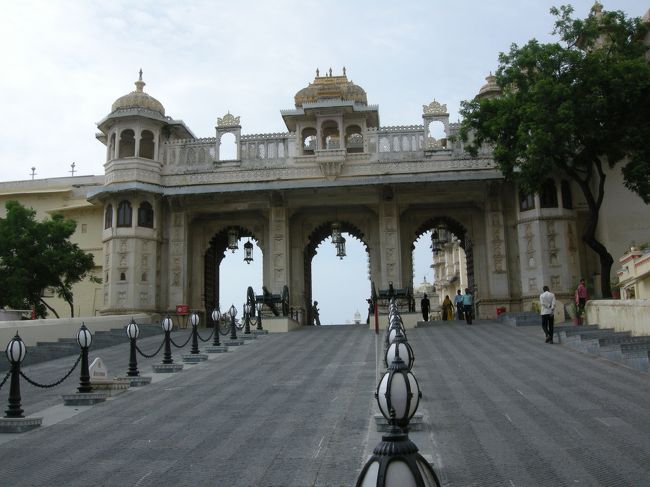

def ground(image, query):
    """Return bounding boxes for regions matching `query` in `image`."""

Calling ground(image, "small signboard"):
[176,304,189,315]
[89,357,109,381]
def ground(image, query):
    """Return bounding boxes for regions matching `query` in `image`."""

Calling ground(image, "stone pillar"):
[268,206,289,294]
[485,190,510,299]
[378,199,402,288]
[168,212,189,311]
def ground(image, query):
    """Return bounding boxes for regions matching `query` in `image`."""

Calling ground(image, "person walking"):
[442,295,454,321]
[312,301,321,326]
[575,278,588,325]
[420,293,430,322]
[462,288,474,325]
[454,289,464,320]
[540,285,556,343]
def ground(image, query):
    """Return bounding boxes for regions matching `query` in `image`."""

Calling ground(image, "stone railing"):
[240,133,292,162]
[161,138,217,170]
[369,126,425,155]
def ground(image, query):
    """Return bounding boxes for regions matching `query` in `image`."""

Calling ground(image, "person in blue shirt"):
[462,288,474,325]
[454,290,464,320]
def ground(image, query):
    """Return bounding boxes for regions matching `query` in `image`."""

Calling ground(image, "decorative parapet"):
[217,112,241,127]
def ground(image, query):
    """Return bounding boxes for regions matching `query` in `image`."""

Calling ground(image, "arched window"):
[321,121,339,149]
[117,200,132,227]
[519,191,535,211]
[540,179,558,208]
[137,202,154,228]
[346,125,363,153]
[302,127,317,155]
[118,129,135,158]
[561,180,573,209]
[139,130,155,159]
[104,204,113,229]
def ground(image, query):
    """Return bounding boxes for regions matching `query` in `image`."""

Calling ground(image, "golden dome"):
[294,68,367,107]
[111,70,165,115]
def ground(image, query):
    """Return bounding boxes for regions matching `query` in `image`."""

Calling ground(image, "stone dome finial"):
[111,71,165,115]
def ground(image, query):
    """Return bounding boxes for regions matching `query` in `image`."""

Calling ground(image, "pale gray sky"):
[0,1,644,323]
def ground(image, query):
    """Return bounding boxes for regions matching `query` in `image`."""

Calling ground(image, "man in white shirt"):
[540,285,556,343]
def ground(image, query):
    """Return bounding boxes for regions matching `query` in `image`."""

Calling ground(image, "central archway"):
[304,221,369,325]
[413,216,474,300]
[204,225,259,314]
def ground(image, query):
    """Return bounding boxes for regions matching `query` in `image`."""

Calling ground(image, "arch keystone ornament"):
[217,112,241,127]
[318,160,344,181]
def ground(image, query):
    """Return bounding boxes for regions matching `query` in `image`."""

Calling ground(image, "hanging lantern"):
[335,235,346,259]
[331,222,343,244]
[227,228,239,253]
[243,240,254,264]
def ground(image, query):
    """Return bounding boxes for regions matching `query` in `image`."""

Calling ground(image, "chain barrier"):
[0,370,11,391]
[197,328,215,342]
[135,336,165,358]
[170,332,192,349]
[20,354,82,389]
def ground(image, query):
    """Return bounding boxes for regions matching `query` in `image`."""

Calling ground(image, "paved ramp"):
[0,322,648,486]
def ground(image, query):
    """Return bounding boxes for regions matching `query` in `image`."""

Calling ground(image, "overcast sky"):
[0,1,644,323]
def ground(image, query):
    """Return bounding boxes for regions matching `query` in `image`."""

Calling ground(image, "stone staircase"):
[0,324,164,372]
[555,324,650,373]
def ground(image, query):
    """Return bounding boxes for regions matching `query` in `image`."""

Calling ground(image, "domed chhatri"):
[294,67,367,107]
[111,69,165,116]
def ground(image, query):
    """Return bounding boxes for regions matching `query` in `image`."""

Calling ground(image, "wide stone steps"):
[556,324,650,372]
[0,324,164,372]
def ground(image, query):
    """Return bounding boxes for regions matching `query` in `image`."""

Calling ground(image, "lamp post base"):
[152,363,184,373]
[182,353,208,363]
[0,417,43,433]
[123,376,152,387]
[241,335,257,340]
[223,339,245,346]
[205,345,229,353]
[252,329,269,335]
[62,392,108,406]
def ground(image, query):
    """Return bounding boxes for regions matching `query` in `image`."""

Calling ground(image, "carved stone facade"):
[70,70,650,321]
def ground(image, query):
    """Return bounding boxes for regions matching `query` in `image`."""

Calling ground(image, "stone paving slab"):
[0,322,648,486]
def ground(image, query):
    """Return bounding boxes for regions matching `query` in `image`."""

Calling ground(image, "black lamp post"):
[356,348,441,486]
[77,324,93,393]
[229,304,238,340]
[255,301,263,331]
[211,308,221,347]
[244,303,251,334]
[189,311,200,354]
[162,315,174,364]
[385,328,414,370]
[4,333,26,418]
[126,318,140,377]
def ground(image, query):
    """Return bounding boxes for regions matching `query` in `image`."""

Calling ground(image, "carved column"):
[378,198,402,289]
[167,212,189,310]
[485,185,510,299]
[268,206,289,294]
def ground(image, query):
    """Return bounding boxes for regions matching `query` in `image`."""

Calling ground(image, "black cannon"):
[254,285,289,317]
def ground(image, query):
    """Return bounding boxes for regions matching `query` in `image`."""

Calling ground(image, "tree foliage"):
[459,4,650,297]
[0,201,99,318]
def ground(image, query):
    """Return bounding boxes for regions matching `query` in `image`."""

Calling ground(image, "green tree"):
[0,201,99,318]
[459,4,650,298]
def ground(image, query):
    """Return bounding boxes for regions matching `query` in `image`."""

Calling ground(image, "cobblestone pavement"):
[0,321,648,486]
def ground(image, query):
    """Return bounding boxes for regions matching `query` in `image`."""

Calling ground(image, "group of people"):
[539,278,589,344]
[420,288,474,325]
